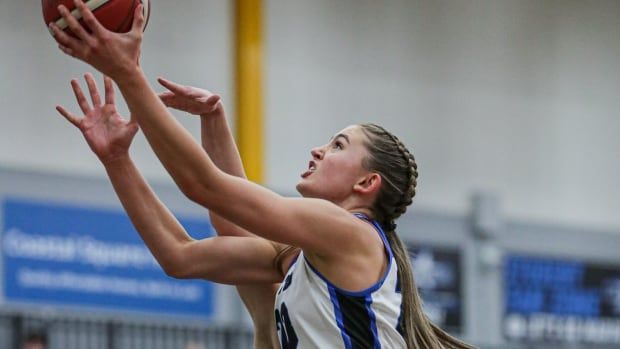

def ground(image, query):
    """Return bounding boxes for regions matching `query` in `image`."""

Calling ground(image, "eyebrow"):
[332,133,350,144]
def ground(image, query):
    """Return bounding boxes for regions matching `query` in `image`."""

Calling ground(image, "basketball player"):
[50,1,475,348]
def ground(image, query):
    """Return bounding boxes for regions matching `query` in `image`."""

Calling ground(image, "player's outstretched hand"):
[48,0,145,81]
[56,73,139,165]
[157,77,223,117]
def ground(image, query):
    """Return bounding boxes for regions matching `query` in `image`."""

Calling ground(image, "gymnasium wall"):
[0,0,619,234]
[265,0,620,232]
[0,0,234,186]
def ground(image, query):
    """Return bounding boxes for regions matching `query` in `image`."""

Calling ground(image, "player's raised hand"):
[48,0,146,81]
[56,73,139,165]
[157,77,223,117]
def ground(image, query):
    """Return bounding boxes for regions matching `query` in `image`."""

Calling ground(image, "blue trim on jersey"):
[300,213,394,296]
[329,285,353,349]
[365,294,382,349]
[303,249,392,296]
[288,253,300,270]
[353,213,394,262]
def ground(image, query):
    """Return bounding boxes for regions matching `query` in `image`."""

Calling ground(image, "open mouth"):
[301,161,317,178]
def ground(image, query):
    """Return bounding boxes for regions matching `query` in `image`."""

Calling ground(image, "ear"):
[353,172,382,195]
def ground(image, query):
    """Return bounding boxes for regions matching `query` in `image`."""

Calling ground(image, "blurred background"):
[1,0,619,348]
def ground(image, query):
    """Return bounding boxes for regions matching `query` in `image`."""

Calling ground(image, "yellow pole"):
[235,0,264,183]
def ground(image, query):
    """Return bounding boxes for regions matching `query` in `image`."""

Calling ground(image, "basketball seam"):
[53,0,112,30]
[52,0,149,33]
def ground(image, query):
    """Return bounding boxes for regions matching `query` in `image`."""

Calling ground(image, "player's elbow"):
[161,259,194,279]
[158,251,194,279]
[179,181,211,208]
[165,262,223,281]
[164,268,191,279]
[180,171,230,211]
[160,250,216,280]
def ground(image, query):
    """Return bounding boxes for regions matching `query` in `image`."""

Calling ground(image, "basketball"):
[42,0,150,35]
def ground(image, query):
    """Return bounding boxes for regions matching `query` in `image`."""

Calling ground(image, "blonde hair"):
[359,123,476,349]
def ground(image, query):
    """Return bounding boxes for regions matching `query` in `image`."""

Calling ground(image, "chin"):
[296,181,310,197]
[296,180,320,199]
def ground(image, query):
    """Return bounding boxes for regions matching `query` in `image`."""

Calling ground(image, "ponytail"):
[385,227,477,349]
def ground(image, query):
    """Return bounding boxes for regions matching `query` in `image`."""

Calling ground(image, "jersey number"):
[275,302,298,348]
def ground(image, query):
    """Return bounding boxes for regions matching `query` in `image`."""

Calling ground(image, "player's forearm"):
[237,285,279,348]
[201,113,246,178]
[102,155,192,275]
[237,284,280,349]
[115,69,222,197]
[200,113,255,237]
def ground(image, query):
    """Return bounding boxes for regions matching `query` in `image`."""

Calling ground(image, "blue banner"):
[1,197,215,318]
[504,254,620,345]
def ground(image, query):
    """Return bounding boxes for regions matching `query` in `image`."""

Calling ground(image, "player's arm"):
[157,77,257,239]
[56,73,282,285]
[119,73,364,256]
[50,2,371,258]
[157,77,291,349]
[103,156,283,284]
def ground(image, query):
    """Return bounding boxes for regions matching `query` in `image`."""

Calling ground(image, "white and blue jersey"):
[274,214,406,348]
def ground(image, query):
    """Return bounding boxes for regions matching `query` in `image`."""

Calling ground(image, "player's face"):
[296,125,371,204]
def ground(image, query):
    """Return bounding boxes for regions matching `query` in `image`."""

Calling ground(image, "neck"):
[303,191,376,218]
[339,198,375,219]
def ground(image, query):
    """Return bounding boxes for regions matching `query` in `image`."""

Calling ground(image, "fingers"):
[127,119,140,136]
[131,4,146,34]
[157,77,187,95]
[157,77,207,99]
[158,95,184,110]
[158,91,175,99]
[71,79,92,114]
[49,22,81,57]
[56,105,81,128]
[205,94,222,113]
[57,43,75,57]
[57,4,93,45]
[84,73,102,107]
[157,77,223,114]
[73,0,106,36]
[206,94,222,106]
[158,91,175,105]
[104,76,115,105]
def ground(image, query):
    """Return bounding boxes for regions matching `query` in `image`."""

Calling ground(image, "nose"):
[311,146,324,160]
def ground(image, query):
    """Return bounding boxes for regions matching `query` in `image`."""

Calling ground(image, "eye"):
[332,141,344,150]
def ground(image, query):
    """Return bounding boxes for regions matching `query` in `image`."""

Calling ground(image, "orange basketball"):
[42,0,150,35]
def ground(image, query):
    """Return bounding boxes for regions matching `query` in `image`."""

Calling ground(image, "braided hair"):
[359,124,475,349]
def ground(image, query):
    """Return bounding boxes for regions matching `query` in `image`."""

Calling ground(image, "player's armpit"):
[273,244,301,277]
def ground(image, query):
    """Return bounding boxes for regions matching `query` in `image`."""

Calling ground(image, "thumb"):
[129,120,140,134]
[206,94,221,106]
[56,105,81,129]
